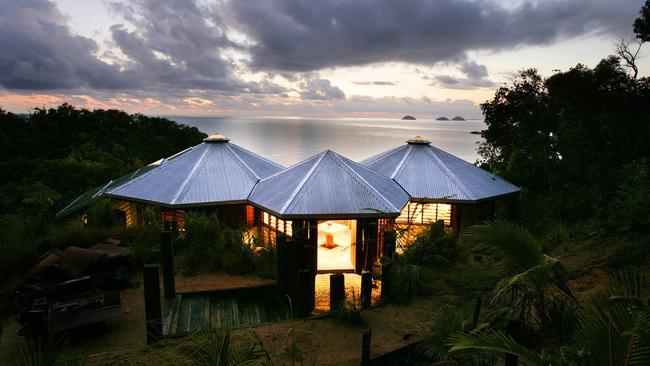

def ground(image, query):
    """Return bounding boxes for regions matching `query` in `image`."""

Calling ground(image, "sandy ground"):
[0,272,439,365]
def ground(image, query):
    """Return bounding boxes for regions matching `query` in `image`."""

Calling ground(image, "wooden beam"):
[143,264,163,344]
[160,231,175,299]
[330,273,345,311]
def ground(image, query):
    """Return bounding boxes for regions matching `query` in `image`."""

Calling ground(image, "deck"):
[162,287,291,337]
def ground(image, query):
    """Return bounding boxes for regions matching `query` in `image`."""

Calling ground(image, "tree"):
[461,221,575,335]
[634,0,650,42]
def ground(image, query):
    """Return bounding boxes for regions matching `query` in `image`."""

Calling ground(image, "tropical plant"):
[178,329,262,366]
[445,270,650,366]
[387,255,433,304]
[403,221,458,267]
[461,220,575,336]
[335,291,364,327]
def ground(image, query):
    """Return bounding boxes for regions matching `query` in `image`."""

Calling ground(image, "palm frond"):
[447,330,551,366]
[460,220,542,273]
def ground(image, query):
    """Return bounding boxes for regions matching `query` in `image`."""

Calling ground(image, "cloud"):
[299,78,346,100]
[353,81,396,85]
[460,60,489,80]
[430,75,496,90]
[0,0,126,90]
[227,0,640,72]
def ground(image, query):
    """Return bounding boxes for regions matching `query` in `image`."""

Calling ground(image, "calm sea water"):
[170,116,486,166]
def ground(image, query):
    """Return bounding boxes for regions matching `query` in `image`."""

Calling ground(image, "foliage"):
[388,255,434,304]
[335,291,365,327]
[178,330,262,366]
[403,221,458,267]
[445,270,650,366]
[609,158,650,229]
[461,221,575,337]
[479,57,650,225]
[634,0,650,42]
[0,104,205,284]
[180,212,276,278]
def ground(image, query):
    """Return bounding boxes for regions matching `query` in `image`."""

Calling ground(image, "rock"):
[436,116,450,121]
[401,115,416,120]
[451,116,466,121]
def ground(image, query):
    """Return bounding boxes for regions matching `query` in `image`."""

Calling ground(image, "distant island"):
[451,116,466,121]
[436,116,450,121]
[401,115,416,120]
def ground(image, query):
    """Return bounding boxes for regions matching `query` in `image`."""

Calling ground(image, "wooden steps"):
[162,289,290,337]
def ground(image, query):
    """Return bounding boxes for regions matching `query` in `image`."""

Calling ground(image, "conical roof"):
[249,150,409,218]
[361,137,519,203]
[57,135,284,216]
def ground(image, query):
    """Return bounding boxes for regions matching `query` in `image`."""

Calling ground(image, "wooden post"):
[160,231,175,299]
[361,270,372,309]
[295,269,313,317]
[380,261,391,300]
[361,328,372,366]
[276,234,288,294]
[330,273,345,311]
[143,264,162,344]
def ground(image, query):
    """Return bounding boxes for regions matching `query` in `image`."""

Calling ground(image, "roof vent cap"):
[407,135,431,145]
[203,133,230,142]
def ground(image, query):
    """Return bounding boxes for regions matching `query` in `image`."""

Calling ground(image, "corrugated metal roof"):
[57,137,284,217]
[56,161,162,218]
[249,150,410,218]
[361,139,519,203]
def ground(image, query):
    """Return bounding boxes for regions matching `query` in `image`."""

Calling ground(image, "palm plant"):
[446,270,650,366]
[461,220,575,334]
[178,329,262,366]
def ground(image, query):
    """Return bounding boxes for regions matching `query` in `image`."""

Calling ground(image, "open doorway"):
[316,220,356,271]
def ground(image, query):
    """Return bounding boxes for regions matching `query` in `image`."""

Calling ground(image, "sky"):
[0,0,647,118]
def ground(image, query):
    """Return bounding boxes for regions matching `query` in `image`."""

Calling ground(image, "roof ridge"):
[228,143,284,170]
[424,146,474,200]
[171,147,210,204]
[390,144,413,179]
[279,151,327,214]
[360,144,408,165]
[430,146,520,190]
[226,143,261,180]
[332,152,399,212]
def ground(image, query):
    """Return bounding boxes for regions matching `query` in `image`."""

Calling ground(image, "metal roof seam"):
[390,144,414,179]
[423,146,474,200]
[106,145,205,194]
[170,147,210,205]
[279,151,327,214]
[226,143,260,180]
[325,153,392,212]
[333,152,400,212]
[431,145,520,190]
[229,144,284,170]
[359,144,405,165]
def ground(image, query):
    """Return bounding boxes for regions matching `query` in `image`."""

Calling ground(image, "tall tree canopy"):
[479,58,650,222]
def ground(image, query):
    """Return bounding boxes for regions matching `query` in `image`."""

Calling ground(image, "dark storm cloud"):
[0,0,129,90]
[227,0,640,71]
[0,0,285,95]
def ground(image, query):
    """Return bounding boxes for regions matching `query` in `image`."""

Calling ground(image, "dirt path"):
[0,272,440,365]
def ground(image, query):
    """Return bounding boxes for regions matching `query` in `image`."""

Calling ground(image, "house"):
[58,134,518,314]
[361,136,519,241]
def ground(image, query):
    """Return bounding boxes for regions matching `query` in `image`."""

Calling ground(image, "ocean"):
[171,116,486,166]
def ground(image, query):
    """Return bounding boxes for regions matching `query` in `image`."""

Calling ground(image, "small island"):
[436,116,450,121]
[451,116,466,121]
[402,115,416,120]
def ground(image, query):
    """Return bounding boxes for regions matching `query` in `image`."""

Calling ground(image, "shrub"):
[335,292,364,327]
[388,256,433,304]
[610,158,650,229]
[403,221,458,267]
